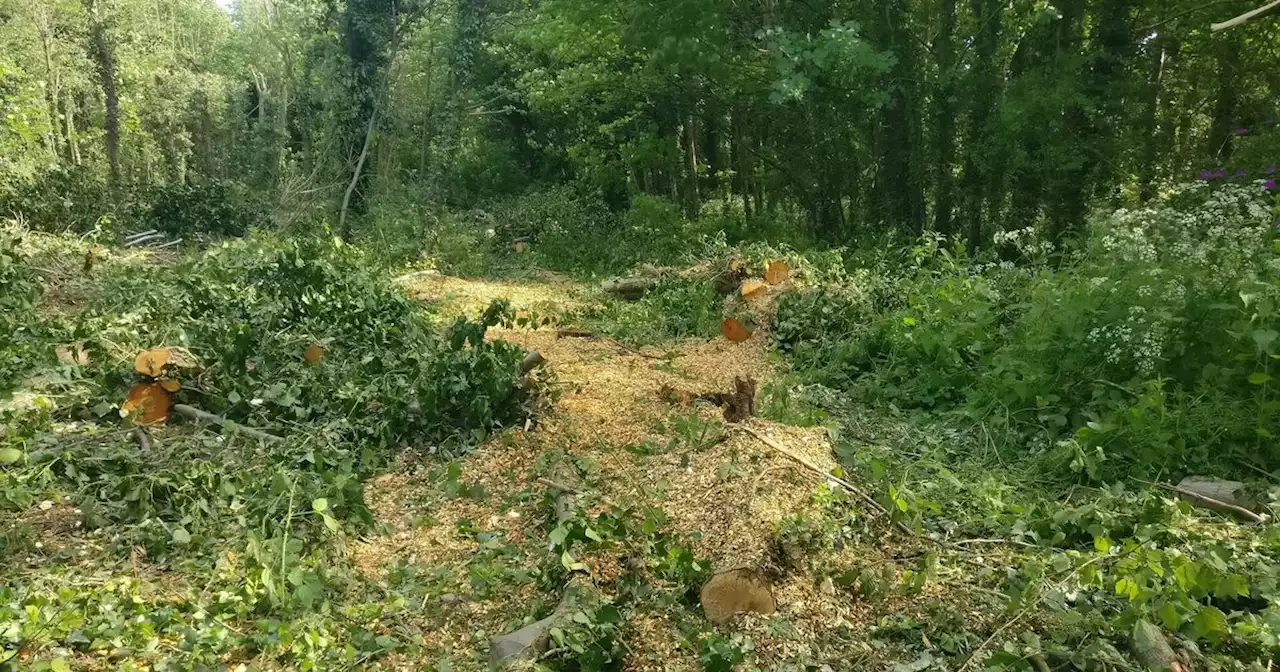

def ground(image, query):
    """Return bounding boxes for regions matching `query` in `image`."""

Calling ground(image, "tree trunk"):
[684,112,701,217]
[933,0,956,235]
[1206,33,1241,164]
[84,0,120,187]
[1138,36,1167,202]
[874,0,924,233]
[961,0,1002,248]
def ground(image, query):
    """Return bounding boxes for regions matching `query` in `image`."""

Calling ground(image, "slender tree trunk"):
[684,112,701,217]
[961,0,1002,248]
[84,0,120,186]
[874,0,924,233]
[1138,36,1166,202]
[63,92,79,164]
[1206,33,1241,164]
[933,0,956,235]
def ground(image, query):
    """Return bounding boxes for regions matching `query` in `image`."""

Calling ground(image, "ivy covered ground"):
[5,179,1280,671]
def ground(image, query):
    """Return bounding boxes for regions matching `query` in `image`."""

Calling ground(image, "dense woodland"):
[2,0,1278,239]
[4,0,1280,669]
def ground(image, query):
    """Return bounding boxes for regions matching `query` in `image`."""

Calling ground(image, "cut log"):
[602,277,656,300]
[1169,477,1262,522]
[1132,620,1185,672]
[700,567,776,625]
[490,463,601,668]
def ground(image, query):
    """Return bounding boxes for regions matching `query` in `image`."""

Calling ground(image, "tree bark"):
[933,0,957,235]
[961,0,1002,248]
[84,0,120,186]
[1138,36,1167,202]
[1206,32,1241,163]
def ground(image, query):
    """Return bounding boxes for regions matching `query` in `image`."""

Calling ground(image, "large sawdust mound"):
[351,274,917,670]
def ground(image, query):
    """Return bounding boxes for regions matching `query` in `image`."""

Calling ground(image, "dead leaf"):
[122,383,171,424]
[740,280,767,300]
[764,260,791,285]
[159,378,181,393]
[134,348,171,378]
[721,318,752,343]
[514,241,529,254]
[304,344,325,363]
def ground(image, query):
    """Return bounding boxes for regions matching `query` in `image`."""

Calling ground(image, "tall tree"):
[83,0,120,186]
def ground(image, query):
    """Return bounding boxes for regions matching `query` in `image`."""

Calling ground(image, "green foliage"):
[141,180,264,238]
[780,184,1280,480]
[0,167,117,233]
[76,234,538,453]
[0,228,46,393]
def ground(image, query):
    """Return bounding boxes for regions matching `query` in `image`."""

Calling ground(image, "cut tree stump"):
[720,377,756,423]
[700,567,777,625]
[489,463,600,668]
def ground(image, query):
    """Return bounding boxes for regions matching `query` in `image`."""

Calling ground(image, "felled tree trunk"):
[601,256,747,301]
[489,463,600,668]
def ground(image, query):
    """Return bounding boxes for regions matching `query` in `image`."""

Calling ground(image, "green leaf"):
[322,513,340,533]
[1192,606,1229,642]
[584,527,603,542]
[0,448,24,465]
[1249,372,1272,385]
[1254,329,1278,353]
[549,525,569,548]
[1114,577,1140,600]
[312,498,329,513]
[50,659,71,672]
[560,550,587,572]
[171,526,191,544]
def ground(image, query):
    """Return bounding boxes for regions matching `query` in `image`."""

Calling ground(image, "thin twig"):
[537,646,569,662]
[738,424,888,518]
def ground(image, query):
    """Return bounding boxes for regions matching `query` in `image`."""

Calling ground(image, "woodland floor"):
[351,273,1003,671]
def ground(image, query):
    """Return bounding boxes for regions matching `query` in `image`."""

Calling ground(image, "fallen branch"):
[153,238,184,250]
[555,328,595,338]
[1143,479,1265,523]
[123,229,158,244]
[491,464,600,667]
[738,424,887,518]
[518,351,547,376]
[172,404,284,443]
[131,427,151,452]
[124,233,166,247]
[391,269,441,283]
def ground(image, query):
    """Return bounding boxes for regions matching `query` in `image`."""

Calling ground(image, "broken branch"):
[173,404,284,443]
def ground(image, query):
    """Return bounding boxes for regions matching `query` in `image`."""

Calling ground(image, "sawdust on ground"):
[351,274,969,670]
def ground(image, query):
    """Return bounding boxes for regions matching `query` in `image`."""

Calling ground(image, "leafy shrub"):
[142,180,263,238]
[0,165,117,233]
[0,228,46,392]
[87,234,539,454]
[779,183,1280,480]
